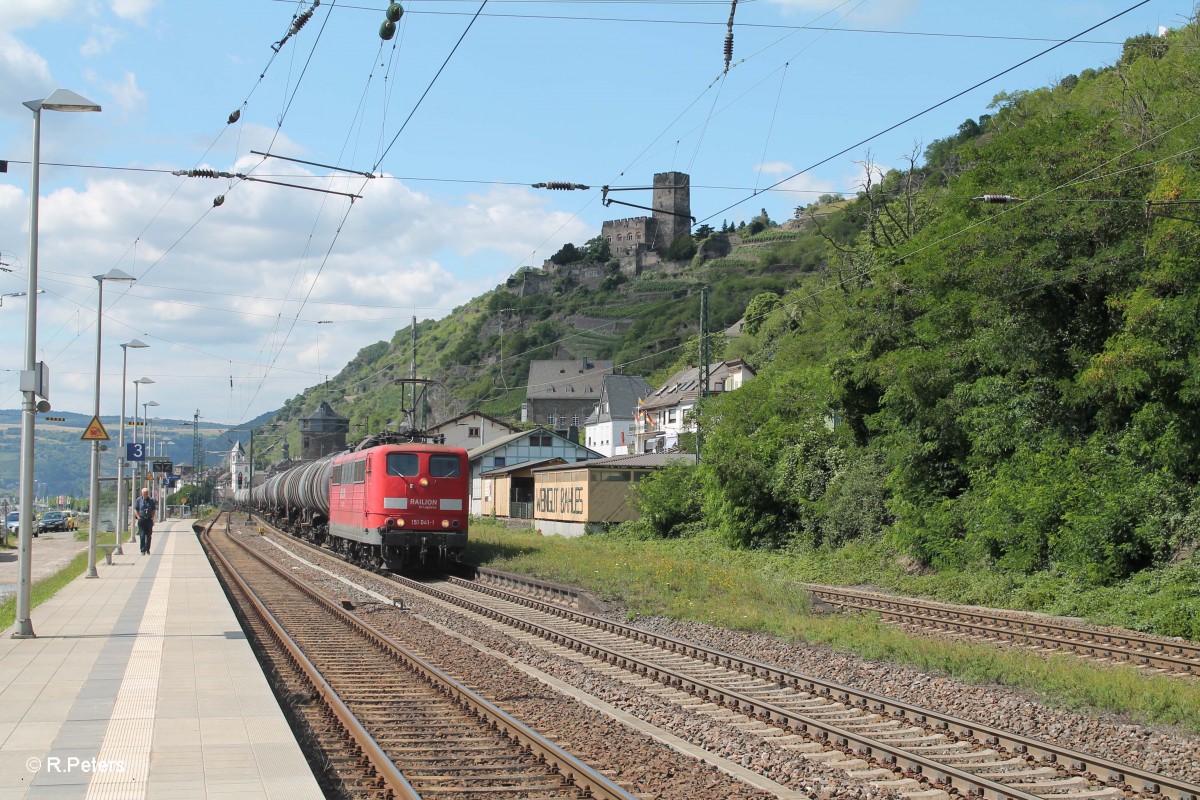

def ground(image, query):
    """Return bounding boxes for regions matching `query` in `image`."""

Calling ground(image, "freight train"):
[234,434,469,570]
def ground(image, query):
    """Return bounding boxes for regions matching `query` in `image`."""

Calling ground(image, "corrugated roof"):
[533,452,697,471]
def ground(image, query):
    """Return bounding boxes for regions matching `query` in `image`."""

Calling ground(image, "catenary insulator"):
[290,8,314,36]
[724,33,734,66]
[228,109,241,125]
[213,195,225,207]
[380,19,396,40]
[534,181,590,190]
[974,194,1024,203]
[386,3,404,22]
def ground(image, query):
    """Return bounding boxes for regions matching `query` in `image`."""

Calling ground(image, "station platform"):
[0,519,324,799]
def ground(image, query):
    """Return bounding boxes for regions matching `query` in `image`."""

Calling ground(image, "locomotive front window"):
[429,455,461,478]
[387,453,419,476]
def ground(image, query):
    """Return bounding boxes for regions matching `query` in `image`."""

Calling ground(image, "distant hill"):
[0,410,232,499]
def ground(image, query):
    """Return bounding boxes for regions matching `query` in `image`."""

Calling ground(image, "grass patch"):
[467,522,1200,733]
[0,529,116,633]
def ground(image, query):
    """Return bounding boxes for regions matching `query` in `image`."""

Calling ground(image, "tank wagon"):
[237,435,469,570]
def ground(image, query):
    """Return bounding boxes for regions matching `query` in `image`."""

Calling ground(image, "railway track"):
[239,515,1200,800]
[413,574,1199,800]
[802,585,1200,676]
[203,517,637,800]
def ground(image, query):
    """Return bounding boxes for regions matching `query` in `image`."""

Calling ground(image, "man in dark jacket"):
[134,487,158,555]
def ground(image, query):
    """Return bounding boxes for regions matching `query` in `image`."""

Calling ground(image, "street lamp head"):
[144,401,160,408]
[24,89,102,114]
[94,268,135,284]
[121,338,149,351]
[135,376,155,386]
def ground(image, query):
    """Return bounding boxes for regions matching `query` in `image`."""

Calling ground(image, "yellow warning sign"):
[81,416,110,441]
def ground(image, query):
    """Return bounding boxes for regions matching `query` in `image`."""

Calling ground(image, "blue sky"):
[0,0,1189,430]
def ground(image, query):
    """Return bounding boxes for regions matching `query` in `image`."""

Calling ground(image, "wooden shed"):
[480,457,566,519]
[530,452,696,537]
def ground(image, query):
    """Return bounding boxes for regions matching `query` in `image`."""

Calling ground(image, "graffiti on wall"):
[536,485,584,517]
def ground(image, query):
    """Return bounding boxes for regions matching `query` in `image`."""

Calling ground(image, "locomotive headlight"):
[419,477,429,487]
[452,519,460,528]
[396,518,405,527]
[385,518,396,529]
[441,519,450,528]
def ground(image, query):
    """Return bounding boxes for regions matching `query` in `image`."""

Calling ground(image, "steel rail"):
[211,522,637,800]
[203,521,420,799]
[445,575,1200,800]
[399,576,1052,800]
[805,585,1200,675]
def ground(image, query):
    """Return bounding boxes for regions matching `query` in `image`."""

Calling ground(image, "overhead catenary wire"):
[699,0,1154,225]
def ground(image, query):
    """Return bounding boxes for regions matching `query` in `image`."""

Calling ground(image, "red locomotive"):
[241,436,469,570]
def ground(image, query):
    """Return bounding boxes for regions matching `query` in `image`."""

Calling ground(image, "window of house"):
[493,457,506,468]
[386,453,419,476]
[468,427,480,438]
[667,409,677,424]
[429,455,461,478]
[572,414,579,425]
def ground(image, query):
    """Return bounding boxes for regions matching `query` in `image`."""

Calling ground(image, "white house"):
[426,411,520,451]
[583,374,653,457]
[635,359,755,453]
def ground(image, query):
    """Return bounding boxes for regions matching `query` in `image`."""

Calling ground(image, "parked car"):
[6,511,36,537]
[38,511,69,533]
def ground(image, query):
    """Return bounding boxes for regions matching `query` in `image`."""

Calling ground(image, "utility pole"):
[698,285,710,464]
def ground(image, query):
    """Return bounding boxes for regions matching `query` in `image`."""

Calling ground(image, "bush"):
[632,462,702,537]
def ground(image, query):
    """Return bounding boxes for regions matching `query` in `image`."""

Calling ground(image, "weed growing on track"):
[468,521,1200,733]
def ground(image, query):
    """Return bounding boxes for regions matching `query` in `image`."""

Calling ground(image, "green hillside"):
[247,26,1200,639]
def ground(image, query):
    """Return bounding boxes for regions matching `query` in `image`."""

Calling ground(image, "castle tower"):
[301,401,349,460]
[652,171,691,250]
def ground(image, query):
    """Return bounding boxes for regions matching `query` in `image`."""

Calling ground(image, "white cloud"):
[756,161,795,176]
[0,0,75,30]
[101,71,146,112]
[82,26,124,57]
[0,138,593,422]
[0,31,53,118]
[109,0,158,24]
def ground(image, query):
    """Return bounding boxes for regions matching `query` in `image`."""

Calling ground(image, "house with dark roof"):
[583,374,654,457]
[521,359,613,439]
[426,411,520,451]
[466,427,603,515]
[635,359,755,453]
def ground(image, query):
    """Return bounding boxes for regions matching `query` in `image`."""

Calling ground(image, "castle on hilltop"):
[600,171,691,276]
[511,171,692,297]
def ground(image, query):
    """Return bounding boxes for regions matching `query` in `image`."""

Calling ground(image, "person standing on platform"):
[134,487,158,555]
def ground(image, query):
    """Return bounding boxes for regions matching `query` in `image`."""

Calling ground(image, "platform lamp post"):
[143,401,159,515]
[130,380,154,542]
[14,88,102,638]
[86,269,136,579]
[114,340,148,555]
[159,440,175,522]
